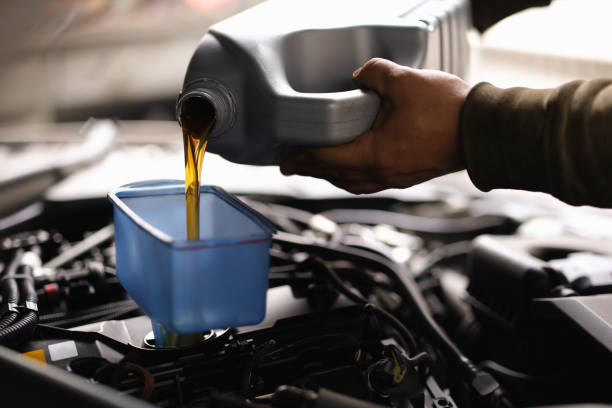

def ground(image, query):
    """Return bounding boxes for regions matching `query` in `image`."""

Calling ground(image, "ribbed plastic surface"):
[108,180,275,333]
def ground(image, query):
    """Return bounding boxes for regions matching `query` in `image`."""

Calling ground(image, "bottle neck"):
[176,79,236,137]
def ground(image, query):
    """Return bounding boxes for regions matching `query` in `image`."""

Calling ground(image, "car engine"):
[0,122,610,408]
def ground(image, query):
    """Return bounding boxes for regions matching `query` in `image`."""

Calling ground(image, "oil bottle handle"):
[272,87,381,146]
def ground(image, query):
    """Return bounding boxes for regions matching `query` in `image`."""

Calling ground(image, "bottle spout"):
[176,79,236,138]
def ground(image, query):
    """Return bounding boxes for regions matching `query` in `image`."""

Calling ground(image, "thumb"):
[352,58,399,94]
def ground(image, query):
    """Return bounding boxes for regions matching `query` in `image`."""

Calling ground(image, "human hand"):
[280,58,471,194]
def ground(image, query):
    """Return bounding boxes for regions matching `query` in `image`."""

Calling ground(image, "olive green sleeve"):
[460,80,612,208]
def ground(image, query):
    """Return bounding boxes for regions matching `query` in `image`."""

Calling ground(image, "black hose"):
[1,249,23,303]
[18,264,37,305]
[1,270,19,305]
[0,312,19,331]
[0,310,39,346]
[0,249,23,329]
[0,261,39,346]
[274,232,497,388]
[307,256,419,355]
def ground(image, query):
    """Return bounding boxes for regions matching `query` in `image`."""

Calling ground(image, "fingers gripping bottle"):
[177,0,470,165]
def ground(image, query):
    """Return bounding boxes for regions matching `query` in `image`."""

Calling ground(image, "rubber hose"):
[18,265,37,304]
[0,312,19,330]
[1,250,23,303]
[0,311,39,346]
[0,262,39,346]
[1,279,19,306]
[0,249,23,329]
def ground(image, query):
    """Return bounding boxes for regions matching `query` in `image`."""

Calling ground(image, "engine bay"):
[1,173,610,407]
[2,0,612,405]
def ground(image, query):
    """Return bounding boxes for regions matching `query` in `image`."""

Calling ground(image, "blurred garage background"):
[1,0,612,214]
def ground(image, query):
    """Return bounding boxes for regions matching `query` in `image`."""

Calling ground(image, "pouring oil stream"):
[180,97,217,240]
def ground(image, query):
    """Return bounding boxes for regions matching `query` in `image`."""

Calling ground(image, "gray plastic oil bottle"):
[177,0,470,165]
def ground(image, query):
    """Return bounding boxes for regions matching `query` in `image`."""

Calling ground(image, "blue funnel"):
[108,180,275,334]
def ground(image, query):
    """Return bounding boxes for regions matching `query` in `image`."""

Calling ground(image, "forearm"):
[461,80,612,207]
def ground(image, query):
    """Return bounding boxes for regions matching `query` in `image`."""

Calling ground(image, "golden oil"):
[180,97,216,240]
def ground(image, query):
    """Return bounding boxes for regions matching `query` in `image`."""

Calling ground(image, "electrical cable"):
[274,231,501,399]
[306,256,419,355]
